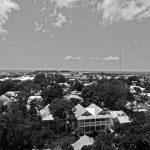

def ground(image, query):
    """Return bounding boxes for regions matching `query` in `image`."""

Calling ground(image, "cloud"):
[90,0,150,24]
[0,0,19,35]
[50,0,150,24]
[53,12,67,28]
[89,57,100,60]
[51,0,79,8]
[49,8,58,17]
[103,56,120,61]
[34,21,44,32]
[33,21,50,34]
[64,55,81,60]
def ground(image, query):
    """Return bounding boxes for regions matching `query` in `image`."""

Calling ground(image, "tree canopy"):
[82,79,133,110]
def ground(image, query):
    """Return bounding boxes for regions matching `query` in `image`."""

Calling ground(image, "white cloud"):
[49,8,58,17]
[64,55,81,60]
[103,56,120,61]
[75,56,82,60]
[0,0,19,35]
[89,57,100,60]
[51,0,79,8]
[91,0,150,24]
[53,12,67,28]
[34,21,44,32]
[50,0,150,24]
[33,21,50,34]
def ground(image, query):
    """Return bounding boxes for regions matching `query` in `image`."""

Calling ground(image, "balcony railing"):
[78,121,111,127]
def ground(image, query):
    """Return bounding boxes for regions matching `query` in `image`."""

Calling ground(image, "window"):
[79,120,84,123]
[85,127,90,132]
[79,127,84,134]
[91,119,95,122]
[101,118,106,121]
[105,118,109,121]
[96,126,100,131]
[85,119,90,122]
[78,120,84,127]
[90,126,95,131]
[96,119,101,122]
[101,125,105,130]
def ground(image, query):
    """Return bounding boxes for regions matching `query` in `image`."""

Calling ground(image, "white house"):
[74,103,113,135]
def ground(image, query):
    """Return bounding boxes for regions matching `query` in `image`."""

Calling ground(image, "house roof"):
[74,103,111,120]
[109,111,130,124]
[116,116,131,124]
[86,103,103,116]
[74,104,86,118]
[72,135,94,150]
[5,91,17,97]
[130,85,145,93]
[40,104,50,116]
[85,108,96,117]
[109,111,126,118]
[42,114,54,121]
[68,94,83,100]
[71,90,81,95]
[40,104,54,121]
[27,95,42,103]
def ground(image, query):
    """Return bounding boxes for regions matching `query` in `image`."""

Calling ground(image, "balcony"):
[78,121,111,127]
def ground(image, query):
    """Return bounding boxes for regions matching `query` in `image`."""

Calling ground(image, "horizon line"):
[0,69,150,74]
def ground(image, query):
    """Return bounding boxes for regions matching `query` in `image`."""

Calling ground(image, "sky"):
[0,0,150,71]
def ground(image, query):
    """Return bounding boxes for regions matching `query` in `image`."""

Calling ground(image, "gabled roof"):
[86,103,103,116]
[85,108,96,117]
[40,104,54,121]
[74,104,86,118]
[74,103,111,120]
[40,104,50,116]
[81,110,93,117]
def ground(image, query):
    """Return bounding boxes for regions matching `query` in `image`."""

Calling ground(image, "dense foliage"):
[0,99,53,150]
[0,72,150,149]
[82,78,134,109]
